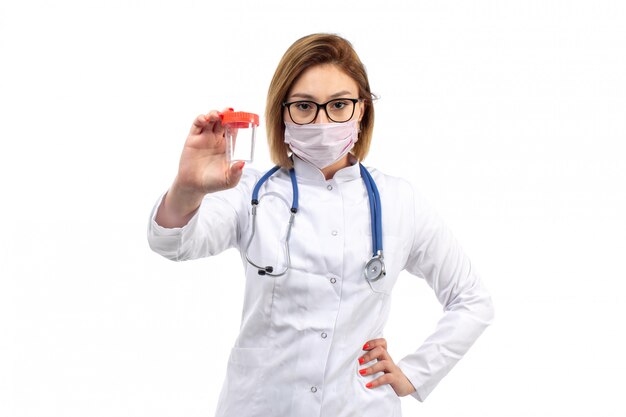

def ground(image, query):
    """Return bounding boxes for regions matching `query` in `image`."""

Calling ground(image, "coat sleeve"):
[395,183,494,402]
[146,169,260,261]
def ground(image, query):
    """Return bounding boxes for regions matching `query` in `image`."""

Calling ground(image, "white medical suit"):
[147,155,494,417]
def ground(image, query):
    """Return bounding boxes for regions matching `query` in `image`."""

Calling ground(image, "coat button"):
[331,230,338,236]
[321,332,328,339]
[330,277,337,284]
[327,185,333,190]
[311,386,318,393]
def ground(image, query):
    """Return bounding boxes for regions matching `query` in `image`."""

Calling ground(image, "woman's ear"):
[357,100,365,123]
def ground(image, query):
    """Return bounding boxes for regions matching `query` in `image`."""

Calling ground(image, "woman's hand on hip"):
[358,338,417,397]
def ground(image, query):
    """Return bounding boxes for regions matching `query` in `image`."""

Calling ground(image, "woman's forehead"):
[288,64,359,101]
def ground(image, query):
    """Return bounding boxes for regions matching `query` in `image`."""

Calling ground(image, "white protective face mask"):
[284,120,359,170]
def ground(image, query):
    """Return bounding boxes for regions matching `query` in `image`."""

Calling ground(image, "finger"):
[225,161,245,187]
[205,109,222,127]
[206,109,228,135]
[205,107,233,136]
[359,359,393,376]
[362,338,387,351]
[189,114,210,135]
[365,373,395,389]
[358,346,390,365]
[190,110,222,136]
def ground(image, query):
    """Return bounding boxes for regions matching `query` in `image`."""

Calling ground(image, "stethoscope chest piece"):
[364,253,386,282]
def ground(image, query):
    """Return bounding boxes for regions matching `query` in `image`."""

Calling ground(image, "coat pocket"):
[215,347,272,417]
[352,358,402,416]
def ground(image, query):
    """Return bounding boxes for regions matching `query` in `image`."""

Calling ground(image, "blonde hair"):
[265,33,376,168]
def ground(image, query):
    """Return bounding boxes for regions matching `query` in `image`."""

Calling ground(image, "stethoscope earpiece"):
[257,266,274,276]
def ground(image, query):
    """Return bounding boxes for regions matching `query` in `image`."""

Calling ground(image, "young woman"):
[148,33,494,417]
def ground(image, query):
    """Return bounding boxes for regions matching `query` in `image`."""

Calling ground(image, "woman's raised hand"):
[155,109,245,228]
[176,109,245,195]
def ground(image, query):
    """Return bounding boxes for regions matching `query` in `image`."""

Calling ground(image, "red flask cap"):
[221,110,260,128]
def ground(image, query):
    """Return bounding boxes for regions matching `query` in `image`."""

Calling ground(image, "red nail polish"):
[239,162,245,170]
[366,382,373,389]
[363,343,370,350]
[359,369,367,376]
[358,357,364,365]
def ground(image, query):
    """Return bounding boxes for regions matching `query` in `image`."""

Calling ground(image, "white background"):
[1,1,625,416]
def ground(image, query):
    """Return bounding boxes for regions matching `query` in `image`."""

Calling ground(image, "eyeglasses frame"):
[282,98,361,125]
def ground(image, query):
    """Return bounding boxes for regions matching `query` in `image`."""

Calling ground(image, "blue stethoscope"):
[244,164,386,282]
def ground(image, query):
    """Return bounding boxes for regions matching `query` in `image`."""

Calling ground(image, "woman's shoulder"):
[363,164,436,214]
[363,164,416,195]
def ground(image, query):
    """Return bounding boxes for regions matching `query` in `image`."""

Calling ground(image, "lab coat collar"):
[292,154,361,183]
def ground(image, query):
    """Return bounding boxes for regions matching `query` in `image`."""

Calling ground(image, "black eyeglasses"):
[282,98,361,125]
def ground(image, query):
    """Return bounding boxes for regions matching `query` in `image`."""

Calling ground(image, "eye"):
[330,100,350,110]
[294,102,314,112]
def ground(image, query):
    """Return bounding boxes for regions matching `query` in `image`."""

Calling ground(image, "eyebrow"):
[288,90,354,101]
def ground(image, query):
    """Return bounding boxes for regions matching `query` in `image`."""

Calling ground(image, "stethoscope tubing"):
[359,164,383,255]
[245,163,384,280]
[246,167,297,277]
